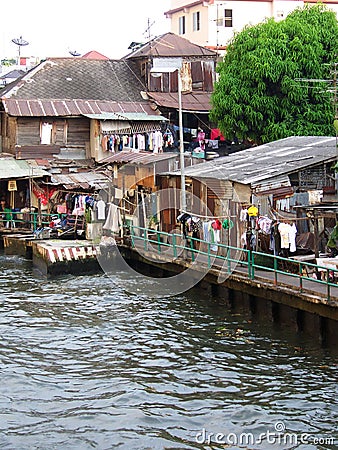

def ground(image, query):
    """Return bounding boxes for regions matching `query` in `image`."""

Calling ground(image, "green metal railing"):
[129,225,338,301]
[0,211,65,231]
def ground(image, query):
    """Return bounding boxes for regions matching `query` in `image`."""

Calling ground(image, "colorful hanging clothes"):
[222,218,234,229]
[248,205,258,217]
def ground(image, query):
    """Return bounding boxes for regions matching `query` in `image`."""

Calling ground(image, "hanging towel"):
[103,203,121,233]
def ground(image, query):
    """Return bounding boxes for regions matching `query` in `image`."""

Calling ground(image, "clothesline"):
[273,211,325,222]
[46,187,99,197]
[107,202,129,213]
[180,210,237,220]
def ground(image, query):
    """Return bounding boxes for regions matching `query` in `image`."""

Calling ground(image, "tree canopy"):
[210,5,338,144]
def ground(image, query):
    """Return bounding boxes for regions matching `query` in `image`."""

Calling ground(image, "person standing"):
[0,199,5,226]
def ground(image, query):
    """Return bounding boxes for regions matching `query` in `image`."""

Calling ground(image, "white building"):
[165,0,338,54]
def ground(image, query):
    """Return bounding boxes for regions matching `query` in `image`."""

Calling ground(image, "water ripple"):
[0,254,337,449]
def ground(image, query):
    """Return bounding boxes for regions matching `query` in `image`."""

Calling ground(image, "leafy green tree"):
[210,5,338,144]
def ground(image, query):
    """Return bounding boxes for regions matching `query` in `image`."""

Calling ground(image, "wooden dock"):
[2,234,101,276]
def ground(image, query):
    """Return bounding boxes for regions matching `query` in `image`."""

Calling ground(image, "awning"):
[101,120,131,133]
[84,112,168,134]
[84,112,168,121]
[0,158,50,180]
[147,91,211,113]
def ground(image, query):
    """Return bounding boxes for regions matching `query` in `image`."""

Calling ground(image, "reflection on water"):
[0,254,337,449]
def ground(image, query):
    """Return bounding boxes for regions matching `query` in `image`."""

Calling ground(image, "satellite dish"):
[12,36,29,47]
[11,36,29,60]
[69,50,81,57]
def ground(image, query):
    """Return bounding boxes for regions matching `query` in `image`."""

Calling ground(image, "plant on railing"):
[148,215,159,230]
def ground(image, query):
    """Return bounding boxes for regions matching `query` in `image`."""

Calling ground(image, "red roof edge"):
[81,50,109,60]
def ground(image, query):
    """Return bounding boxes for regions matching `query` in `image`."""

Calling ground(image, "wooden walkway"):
[126,242,338,320]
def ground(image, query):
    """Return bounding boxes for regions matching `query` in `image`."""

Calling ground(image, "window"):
[193,11,200,31]
[179,16,186,35]
[224,9,233,27]
[40,122,53,144]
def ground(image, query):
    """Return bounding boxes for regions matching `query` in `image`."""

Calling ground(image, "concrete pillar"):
[211,284,232,307]
[296,310,321,336]
[321,317,338,348]
[274,303,298,331]
[231,290,251,315]
[252,297,273,322]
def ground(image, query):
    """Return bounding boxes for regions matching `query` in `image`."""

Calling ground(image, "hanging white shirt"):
[289,223,298,253]
[97,199,106,220]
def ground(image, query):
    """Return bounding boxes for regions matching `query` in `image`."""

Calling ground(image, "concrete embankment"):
[119,245,338,347]
[1,233,338,346]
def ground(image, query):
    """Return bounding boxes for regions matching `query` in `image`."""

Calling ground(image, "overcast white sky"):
[1,0,171,60]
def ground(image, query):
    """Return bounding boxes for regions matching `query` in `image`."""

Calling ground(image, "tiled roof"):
[1,58,147,101]
[125,32,217,59]
[0,58,150,116]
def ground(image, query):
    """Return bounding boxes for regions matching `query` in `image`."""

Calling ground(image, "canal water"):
[0,253,337,450]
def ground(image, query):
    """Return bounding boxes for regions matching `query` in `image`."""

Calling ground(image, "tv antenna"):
[69,50,81,57]
[143,18,155,41]
[11,36,29,62]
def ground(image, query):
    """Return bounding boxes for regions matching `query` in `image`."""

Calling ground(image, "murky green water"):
[0,254,337,449]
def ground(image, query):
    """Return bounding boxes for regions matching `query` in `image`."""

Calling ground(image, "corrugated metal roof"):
[0,69,25,80]
[2,99,156,117]
[125,32,217,59]
[163,136,337,185]
[0,158,50,180]
[49,171,109,190]
[251,175,291,194]
[98,150,179,165]
[147,91,211,112]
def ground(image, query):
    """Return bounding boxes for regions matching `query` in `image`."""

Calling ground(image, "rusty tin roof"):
[125,32,217,59]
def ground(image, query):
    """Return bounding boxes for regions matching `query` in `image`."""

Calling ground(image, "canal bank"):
[118,245,338,347]
[1,230,338,347]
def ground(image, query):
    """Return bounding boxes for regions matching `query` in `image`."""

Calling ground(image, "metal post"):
[150,58,185,211]
[173,233,177,258]
[177,70,186,212]
[29,167,33,231]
